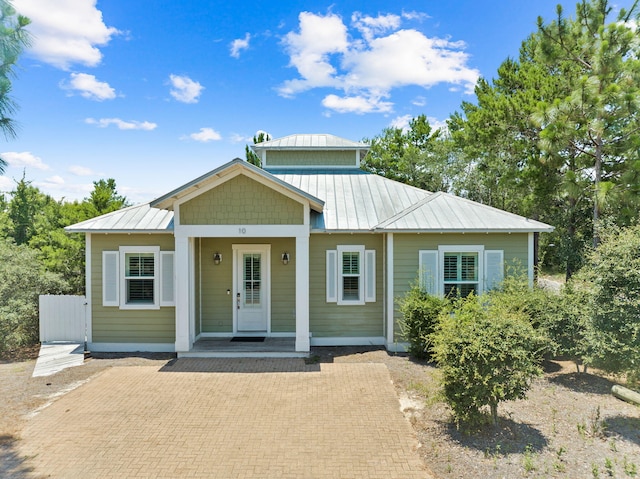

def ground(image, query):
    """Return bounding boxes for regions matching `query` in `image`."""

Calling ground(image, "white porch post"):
[175,235,190,352]
[295,233,310,352]
[528,232,534,288]
[386,233,395,350]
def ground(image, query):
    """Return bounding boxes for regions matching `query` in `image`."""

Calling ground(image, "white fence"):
[39,295,87,343]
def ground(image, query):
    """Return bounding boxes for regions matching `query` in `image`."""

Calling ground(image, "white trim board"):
[87,342,175,353]
[310,336,386,347]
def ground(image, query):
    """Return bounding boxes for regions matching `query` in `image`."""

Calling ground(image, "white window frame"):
[119,246,160,310]
[439,245,484,297]
[337,245,365,305]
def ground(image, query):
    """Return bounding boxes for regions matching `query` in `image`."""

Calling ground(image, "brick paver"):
[19,359,429,478]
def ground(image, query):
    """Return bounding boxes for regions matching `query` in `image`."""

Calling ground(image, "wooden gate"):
[39,295,87,343]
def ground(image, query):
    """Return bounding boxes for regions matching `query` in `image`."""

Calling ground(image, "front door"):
[234,245,270,333]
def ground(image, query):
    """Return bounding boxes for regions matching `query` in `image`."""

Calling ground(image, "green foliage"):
[432,293,544,428]
[362,115,451,192]
[580,225,640,379]
[88,178,129,215]
[245,131,271,167]
[397,286,449,360]
[0,0,30,153]
[0,239,69,352]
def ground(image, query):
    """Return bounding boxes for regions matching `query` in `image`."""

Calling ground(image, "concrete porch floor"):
[179,337,307,358]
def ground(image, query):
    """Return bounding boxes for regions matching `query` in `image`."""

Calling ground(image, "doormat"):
[230,337,265,342]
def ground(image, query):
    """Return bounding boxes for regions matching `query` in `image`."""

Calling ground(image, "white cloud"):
[184,127,222,143]
[61,73,116,101]
[14,0,120,69]
[278,12,349,97]
[351,12,401,42]
[44,175,65,185]
[278,11,480,114]
[230,133,252,143]
[230,33,251,58]
[322,94,393,114]
[389,114,448,133]
[0,176,13,191]
[1,151,50,170]
[412,96,427,107]
[168,74,204,103]
[85,118,157,130]
[68,165,95,176]
[390,114,412,131]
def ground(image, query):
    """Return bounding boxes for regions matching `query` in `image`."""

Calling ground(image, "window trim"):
[438,245,484,297]
[119,246,160,310]
[337,245,365,305]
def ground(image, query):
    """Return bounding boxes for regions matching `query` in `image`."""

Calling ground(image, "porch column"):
[386,233,395,350]
[295,233,310,352]
[175,236,190,352]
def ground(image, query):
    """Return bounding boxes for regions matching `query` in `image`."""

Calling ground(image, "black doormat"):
[230,337,265,342]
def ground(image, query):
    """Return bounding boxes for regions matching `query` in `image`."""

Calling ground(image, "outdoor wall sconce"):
[281,252,290,265]
[213,253,222,265]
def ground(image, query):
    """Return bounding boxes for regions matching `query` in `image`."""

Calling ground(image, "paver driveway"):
[19,358,429,478]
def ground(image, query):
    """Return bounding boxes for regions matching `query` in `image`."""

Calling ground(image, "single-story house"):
[66,134,553,357]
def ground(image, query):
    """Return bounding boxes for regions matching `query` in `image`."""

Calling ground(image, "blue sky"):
[1,0,634,204]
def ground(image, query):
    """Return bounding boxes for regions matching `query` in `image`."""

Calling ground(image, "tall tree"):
[0,0,30,174]
[88,178,128,215]
[245,131,271,168]
[362,115,450,192]
[535,0,640,247]
[8,173,53,245]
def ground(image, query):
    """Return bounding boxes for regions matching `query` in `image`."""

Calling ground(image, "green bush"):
[432,293,545,428]
[0,239,69,353]
[580,226,640,381]
[397,286,449,359]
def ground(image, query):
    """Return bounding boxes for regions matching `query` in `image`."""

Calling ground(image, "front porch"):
[178,337,307,358]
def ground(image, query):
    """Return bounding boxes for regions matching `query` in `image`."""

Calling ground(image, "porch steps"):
[180,337,308,358]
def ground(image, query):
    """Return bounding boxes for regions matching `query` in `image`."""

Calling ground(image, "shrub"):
[432,293,545,427]
[580,226,640,381]
[397,286,449,359]
[0,239,69,353]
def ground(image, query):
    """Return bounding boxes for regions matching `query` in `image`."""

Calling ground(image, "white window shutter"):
[103,251,119,307]
[160,251,175,306]
[326,250,337,303]
[419,250,438,296]
[365,250,376,302]
[484,250,504,291]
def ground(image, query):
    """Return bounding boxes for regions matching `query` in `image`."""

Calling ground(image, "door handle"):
[237,292,240,310]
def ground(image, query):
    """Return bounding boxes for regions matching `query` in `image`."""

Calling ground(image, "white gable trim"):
[172,165,321,212]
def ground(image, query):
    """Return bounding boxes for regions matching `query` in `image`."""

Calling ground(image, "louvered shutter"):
[326,250,337,302]
[364,250,376,302]
[160,251,175,306]
[484,250,504,291]
[419,250,439,296]
[103,251,119,307]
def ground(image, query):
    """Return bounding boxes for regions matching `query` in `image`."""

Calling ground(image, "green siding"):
[180,175,304,225]
[199,237,296,333]
[91,234,176,343]
[309,234,384,338]
[392,233,529,341]
[267,150,357,167]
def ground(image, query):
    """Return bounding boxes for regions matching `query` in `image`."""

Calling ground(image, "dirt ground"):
[2,346,639,478]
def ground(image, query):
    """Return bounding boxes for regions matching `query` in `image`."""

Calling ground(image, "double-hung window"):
[419,246,503,298]
[443,252,478,297]
[326,245,376,305]
[102,246,175,309]
[124,252,156,305]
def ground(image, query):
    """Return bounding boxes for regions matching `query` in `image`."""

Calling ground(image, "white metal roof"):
[65,203,174,233]
[273,170,429,231]
[66,164,553,234]
[252,134,369,151]
[374,192,554,233]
